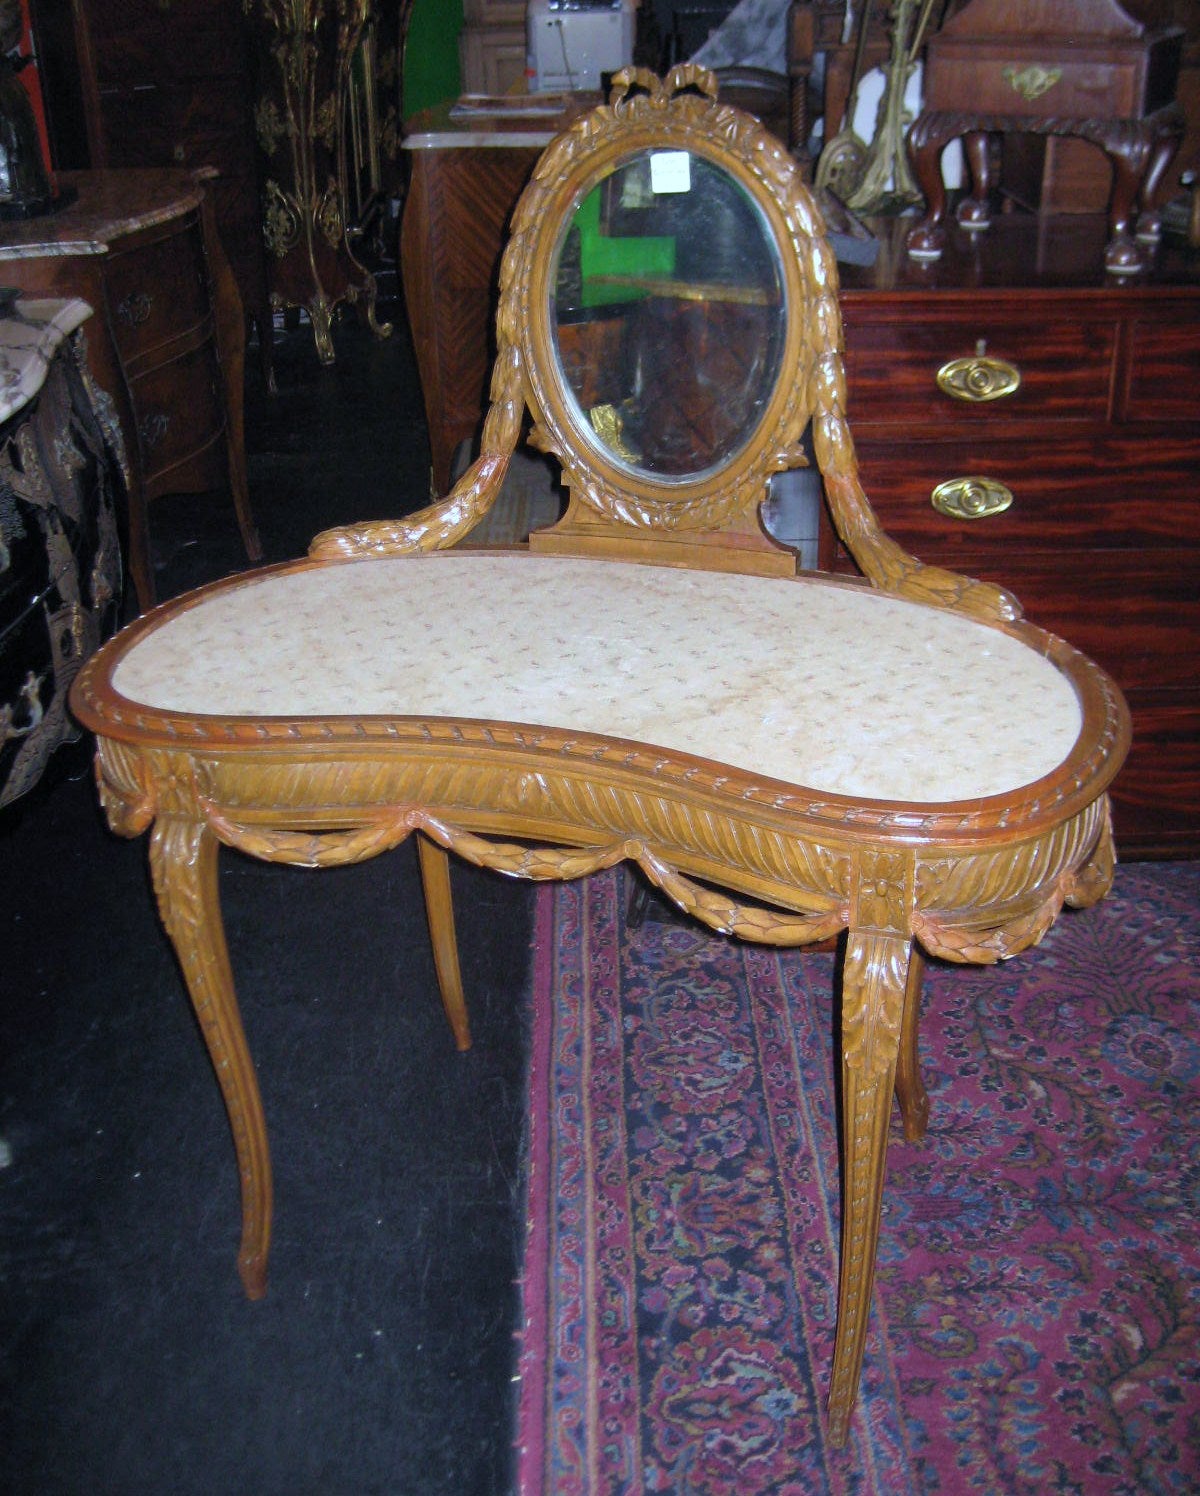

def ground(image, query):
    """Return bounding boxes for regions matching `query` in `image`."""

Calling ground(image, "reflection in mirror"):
[552,150,785,481]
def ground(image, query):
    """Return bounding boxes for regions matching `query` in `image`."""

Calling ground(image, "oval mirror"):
[551,149,786,482]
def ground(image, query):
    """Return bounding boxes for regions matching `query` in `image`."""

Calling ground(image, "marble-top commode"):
[0,298,93,423]
[113,554,1082,804]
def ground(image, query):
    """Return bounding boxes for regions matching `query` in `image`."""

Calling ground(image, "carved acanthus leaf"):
[841,931,908,1079]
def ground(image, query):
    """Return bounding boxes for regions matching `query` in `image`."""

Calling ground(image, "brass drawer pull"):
[1002,64,1062,102]
[931,476,1013,521]
[139,413,171,450]
[117,291,154,329]
[936,346,1021,403]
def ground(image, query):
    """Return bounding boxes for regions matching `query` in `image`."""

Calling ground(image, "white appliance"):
[527,0,636,93]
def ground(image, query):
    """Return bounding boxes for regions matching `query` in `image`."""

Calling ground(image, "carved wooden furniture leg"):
[1135,116,1185,243]
[893,945,929,1143]
[416,834,472,1051]
[148,817,273,1300]
[1104,131,1150,276]
[827,929,910,1447]
[904,113,951,260]
[956,131,993,229]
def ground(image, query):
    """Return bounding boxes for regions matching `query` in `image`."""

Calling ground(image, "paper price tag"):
[650,151,691,195]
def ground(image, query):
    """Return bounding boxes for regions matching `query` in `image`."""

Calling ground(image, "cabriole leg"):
[417,834,472,1051]
[828,929,911,1446]
[894,946,930,1142]
[148,817,272,1299]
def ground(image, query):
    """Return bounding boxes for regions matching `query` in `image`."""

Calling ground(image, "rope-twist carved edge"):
[308,343,525,559]
[94,738,1115,964]
[518,74,820,535]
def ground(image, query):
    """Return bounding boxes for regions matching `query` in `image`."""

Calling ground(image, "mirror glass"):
[551,150,785,481]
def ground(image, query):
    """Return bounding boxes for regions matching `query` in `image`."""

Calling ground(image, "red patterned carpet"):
[516,862,1200,1495]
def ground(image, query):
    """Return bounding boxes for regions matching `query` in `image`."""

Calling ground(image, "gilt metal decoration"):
[243,0,390,364]
[844,0,933,215]
[1002,63,1063,102]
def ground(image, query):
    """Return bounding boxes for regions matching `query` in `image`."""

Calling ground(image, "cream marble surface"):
[406,127,561,149]
[0,298,93,423]
[113,554,1084,804]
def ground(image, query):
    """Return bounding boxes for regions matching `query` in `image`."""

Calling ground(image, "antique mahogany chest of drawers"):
[832,214,1199,858]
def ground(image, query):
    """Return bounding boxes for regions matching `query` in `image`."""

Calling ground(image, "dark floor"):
[1,293,536,1496]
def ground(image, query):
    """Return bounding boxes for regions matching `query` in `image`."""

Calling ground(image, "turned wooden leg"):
[417,834,472,1051]
[894,946,929,1143]
[828,929,910,1446]
[148,817,272,1299]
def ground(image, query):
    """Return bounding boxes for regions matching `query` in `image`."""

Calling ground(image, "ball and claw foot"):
[955,195,990,231]
[905,222,945,261]
[1104,234,1146,276]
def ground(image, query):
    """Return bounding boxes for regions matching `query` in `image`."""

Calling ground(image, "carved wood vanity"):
[70,72,1129,1449]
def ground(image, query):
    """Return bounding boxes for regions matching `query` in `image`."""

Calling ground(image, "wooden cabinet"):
[400,102,585,492]
[460,0,527,95]
[0,171,261,612]
[29,0,272,375]
[835,214,1200,858]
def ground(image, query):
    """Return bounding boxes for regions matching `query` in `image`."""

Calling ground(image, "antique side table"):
[0,169,261,610]
[905,0,1186,274]
[401,97,589,492]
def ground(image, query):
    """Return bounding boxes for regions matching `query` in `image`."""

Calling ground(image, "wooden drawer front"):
[841,318,1114,427]
[129,342,223,485]
[103,221,209,367]
[99,84,256,179]
[927,44,1151,119]
[89,1,242,65]
[835,549,1197,696]
[1124,320,1200,424]
[852,436,1200,553]
[1000,554,1197,696]
[1111,700,1200,855]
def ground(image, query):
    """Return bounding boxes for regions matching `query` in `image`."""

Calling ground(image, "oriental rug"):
[515,862,1200,1495]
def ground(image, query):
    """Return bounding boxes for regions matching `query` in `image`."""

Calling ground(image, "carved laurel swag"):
[201,802,848,948]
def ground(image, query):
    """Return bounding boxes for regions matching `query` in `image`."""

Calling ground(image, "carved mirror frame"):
[311,67,1020,623]
[511,68,811,570]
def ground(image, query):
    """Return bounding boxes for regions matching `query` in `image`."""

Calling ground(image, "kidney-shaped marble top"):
[111,553,1084,805]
